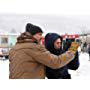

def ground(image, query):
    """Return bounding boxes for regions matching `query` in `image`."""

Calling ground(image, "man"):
[9,23,79,79]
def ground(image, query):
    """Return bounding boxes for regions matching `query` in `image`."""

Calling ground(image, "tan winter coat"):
[9,32,76,79]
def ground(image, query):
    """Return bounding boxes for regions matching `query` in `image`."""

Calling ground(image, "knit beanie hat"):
[26,23,43,35]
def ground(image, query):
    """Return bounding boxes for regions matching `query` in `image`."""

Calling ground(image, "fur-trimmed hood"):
[17,32,37,44]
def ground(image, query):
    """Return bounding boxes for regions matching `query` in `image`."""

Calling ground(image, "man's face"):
[54,38,62,49]
[33,33,43,44]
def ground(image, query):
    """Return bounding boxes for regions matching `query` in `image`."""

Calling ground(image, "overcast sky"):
[0,14,90,35]
[0,0,90,35]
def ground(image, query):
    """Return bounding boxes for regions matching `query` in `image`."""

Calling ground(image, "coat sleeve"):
[67,51,80,70]
[31,45,75,69]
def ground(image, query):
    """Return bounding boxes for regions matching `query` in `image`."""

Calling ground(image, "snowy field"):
[0,48,90,79]
[0,59,9,80]
[69,52,90,79]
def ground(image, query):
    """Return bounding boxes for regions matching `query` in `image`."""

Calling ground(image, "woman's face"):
[54,38,62,49]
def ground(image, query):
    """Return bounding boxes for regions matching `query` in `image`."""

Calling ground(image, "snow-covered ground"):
[0,48,90,79]
[69,52,90,79]
[0,59,9,80]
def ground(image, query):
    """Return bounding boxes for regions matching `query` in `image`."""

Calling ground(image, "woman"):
[45,33,79,79]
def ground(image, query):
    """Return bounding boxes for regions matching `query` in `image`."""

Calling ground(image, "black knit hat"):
[26,23,43,35]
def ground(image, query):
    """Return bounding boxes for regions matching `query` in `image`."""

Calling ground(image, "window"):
[1,37,8,44]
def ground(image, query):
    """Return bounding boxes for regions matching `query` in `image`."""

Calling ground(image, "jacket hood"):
[45,33,63,55]
[17,32,38,43]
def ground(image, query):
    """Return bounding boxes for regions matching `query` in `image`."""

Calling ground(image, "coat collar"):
[16,32,38,44]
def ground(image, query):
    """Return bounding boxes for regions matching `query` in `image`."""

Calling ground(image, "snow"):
[0,59,9,80]
[0,48,90,79]
[69,52,90,79]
